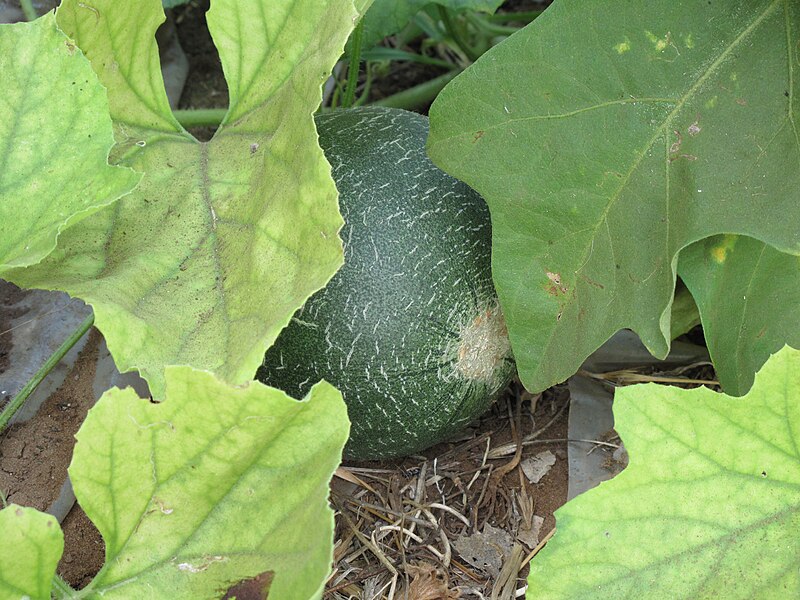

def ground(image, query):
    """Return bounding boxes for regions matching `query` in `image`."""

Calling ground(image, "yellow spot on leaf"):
[705,96,718,110]
[645,30,668,52]
[683,33,695,49]
[710,235,738,263]
[614,38,631,54]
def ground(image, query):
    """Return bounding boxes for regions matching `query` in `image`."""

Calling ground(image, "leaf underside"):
[528,346,800,598]
[70,367,349,599]
[679,235,800,396]
[4,0,357,398]
[428,0,800,393]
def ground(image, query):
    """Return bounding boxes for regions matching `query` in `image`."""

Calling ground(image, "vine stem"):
[51,574,79,599]
[20,0,38,21]
[0,313,94,433]
[372,70,459,110]
[342,18,364,108]
[173,108,227,128]
[437,6,481,62]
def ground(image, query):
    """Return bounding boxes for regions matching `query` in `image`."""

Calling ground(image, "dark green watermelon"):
[257,107,514,459]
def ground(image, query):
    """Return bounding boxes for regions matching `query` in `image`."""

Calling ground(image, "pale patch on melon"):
[448,301,512,388]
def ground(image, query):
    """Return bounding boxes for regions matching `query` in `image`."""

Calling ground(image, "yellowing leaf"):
[528,346,800,598]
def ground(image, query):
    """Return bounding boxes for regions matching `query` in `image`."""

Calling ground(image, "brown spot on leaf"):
[472,130,484,143]
[545,271,568,296]
[221,571,274,600]
[736,98,747,106]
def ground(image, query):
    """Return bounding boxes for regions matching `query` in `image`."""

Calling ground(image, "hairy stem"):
[173,108,227,128]
[372,70,460,110]
[51,574,79,600]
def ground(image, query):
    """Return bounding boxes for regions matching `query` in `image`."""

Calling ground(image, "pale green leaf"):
[0,505,63,600]
[0,14,139,273]
[360,0,503,48]
[6,0,357,397]
[428,0,800,393]
[70,367,349,600]
[528,346,800,599]
[679,235,800,396]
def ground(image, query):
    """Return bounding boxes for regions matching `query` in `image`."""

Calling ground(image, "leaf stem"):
[173,108,227,128]
[371,70,460,110]
[361,47,454,69]
[342,18,365,108]
[51,574,79,600]
[437,7,481,62]
[0,313,94,433]
[19,0,38,21]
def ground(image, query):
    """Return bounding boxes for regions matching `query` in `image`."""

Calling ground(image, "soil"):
[0,330,100,512]
[59,503,105,589]
[0,328,106,588]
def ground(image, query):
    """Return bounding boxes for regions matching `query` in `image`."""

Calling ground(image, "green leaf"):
[70,367,349,599]
[0,505,63,600]
[428,0,800,393]
[0,14,139,273]
[528,346,800,598]
[6,0,357,398]
[360,0,503,49]
[679,235,800,396]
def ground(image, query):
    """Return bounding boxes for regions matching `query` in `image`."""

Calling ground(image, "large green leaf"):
[528,346,800,598]
[360,0,503,49]
[428,0,800,393]
[0,505,63,600]
[0,14,139,273]
[70,367,349,599]
[679,235,800,396]
[5,0,357,398]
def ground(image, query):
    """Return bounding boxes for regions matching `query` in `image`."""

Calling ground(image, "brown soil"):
[59,503,105,589]
[0,330,100,512]
[0,328,106,587]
